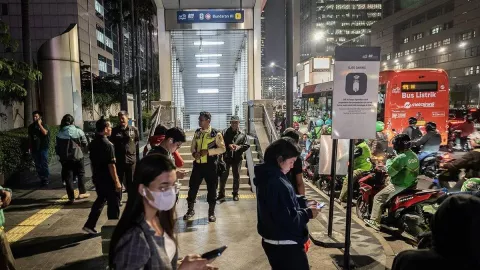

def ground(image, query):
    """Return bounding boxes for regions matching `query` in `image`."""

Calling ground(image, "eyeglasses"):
[158,183,180,193]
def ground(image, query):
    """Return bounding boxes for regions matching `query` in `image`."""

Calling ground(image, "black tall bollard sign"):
[331,47,381,270]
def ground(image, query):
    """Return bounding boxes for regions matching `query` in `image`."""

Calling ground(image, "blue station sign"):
[177,10,244,24]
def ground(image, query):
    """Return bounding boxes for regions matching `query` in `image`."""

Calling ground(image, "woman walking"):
[109,154,215,269]
[254,138,320,270]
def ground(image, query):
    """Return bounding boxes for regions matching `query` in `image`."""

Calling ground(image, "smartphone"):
[201,245,228,260]
[317,202,326,209]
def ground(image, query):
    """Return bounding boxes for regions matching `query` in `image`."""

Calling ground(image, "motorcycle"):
[303,145,320,182]
[356,165,445,241]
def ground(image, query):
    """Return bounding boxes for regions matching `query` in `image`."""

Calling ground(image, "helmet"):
[316,119,324,127]
[325,119,332,126]
[408,117,417,125]
[426,122,437,132]
[324,126,332,135]
[376,121,385,132]
[392,133,411,152]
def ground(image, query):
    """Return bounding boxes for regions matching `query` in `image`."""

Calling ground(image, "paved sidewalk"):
[3,157,397,269]
[305,182,392,270]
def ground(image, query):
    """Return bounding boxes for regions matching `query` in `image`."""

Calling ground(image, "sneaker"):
[216,195,226,201]
[233,195,239,201]
[364,219,381,231]
[82,226,98,235]
[78,193,90,199]
[208,214,216,222]
[183,209,195,220]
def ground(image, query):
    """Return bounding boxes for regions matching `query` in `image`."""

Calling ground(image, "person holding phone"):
[109,154,216,270]
[254,138,320,270]
[28,111,50,186]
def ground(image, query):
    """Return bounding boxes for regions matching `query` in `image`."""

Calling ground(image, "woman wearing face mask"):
[109,154,215,270]
[254,138,321,270]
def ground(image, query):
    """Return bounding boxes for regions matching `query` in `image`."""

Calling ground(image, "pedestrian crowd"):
[1,110,478,270]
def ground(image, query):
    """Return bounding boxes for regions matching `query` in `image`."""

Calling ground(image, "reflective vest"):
[194,128,219,164]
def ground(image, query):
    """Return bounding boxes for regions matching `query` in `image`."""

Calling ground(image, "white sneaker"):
[78,193,90,199]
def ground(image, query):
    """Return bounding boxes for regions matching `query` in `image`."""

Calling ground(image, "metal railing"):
[261,104,279,142]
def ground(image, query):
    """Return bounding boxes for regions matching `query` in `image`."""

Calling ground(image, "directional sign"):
[177,10,244,24]
[332,47,381,140]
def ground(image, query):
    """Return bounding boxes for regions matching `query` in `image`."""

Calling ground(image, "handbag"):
[216,156,227,177]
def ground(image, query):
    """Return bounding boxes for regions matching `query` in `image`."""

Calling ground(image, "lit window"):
[386,53,391,60]
[405,50,410,55]
[411,48,417,53]
[413,32,423,40]
[443,38,451,45]
[433,41,441,48]
[431,25,442,35]
[426,44,432,50]
[403,37,409,44]
[418,45,425,52]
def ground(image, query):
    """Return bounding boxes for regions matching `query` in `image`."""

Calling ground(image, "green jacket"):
[354,141,373,171]
[0,186,11,228]
[386,149,419,188]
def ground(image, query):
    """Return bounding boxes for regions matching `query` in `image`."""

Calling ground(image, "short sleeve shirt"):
[28,122,50,152]
[287,157,303,194]
[89,135,116,185]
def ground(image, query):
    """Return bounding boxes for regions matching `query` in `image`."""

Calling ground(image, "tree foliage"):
[0,21,42,105]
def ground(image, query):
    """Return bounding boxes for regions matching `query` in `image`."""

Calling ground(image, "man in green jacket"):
[0,186,14,269]
[338,139,373,203]
[365,134,419,230]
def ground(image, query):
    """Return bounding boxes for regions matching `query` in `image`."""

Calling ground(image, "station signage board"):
[331,47,381,140]
[177,10,244,24]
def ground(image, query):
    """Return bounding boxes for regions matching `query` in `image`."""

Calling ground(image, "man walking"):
[110,111,139,197]
[83,117,121,234]
[28,111,50,186]
[184,112,226,222]
[217,116,250,201]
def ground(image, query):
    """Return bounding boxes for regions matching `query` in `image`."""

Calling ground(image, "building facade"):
[371,0,480,106]
[263,75,286,100]
[0,0,155,79]
[300,0,382,62]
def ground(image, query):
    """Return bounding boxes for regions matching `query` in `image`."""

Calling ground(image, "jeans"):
[0,230,16,270]
[218,161,241,196]
[84,183,120,229]
[187,162,218,207]
[262,240,309,270]
[61,158,86,201]
[32,149,49,182]
[339,169,366,202]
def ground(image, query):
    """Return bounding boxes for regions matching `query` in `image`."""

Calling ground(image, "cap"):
[230,116,240,122]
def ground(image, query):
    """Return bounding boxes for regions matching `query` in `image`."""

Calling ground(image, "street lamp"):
[270,62,287,71]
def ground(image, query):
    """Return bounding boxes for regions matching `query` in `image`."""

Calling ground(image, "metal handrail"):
[261,104,279,142]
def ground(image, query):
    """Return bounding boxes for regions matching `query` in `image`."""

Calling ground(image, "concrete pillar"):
[250,2,262,100]
[157,7,172,102]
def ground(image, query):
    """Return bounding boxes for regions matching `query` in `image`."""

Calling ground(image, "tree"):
[0,21,41,105]
[21,0,34,126]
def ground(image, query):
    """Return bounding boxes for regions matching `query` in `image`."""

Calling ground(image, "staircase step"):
[179,175,250,187]
[178,144,257,153]
[180,167,248,178]
[181,159,260,169]
[179,184,252,191]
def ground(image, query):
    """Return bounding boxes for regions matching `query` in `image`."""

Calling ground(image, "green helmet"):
[376,121,385,132]
[325,126,332,135]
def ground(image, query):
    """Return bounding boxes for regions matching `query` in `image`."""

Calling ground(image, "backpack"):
[56,137,82,161]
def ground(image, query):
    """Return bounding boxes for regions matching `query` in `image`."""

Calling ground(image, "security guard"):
[184,112,226,222]
[110,111,139,198]
[83,117,121,234]
[217,116,250,201]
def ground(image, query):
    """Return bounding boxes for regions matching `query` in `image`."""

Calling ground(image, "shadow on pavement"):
[54,255,107,270]
[11,233,97,259]
[331,254,386,269]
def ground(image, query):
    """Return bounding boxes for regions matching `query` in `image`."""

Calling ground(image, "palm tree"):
[21,0,33,126]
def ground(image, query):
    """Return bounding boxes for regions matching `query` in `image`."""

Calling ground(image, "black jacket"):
[110,125,139,164]
[222,127,250,163]
[254,163,312,244]
[413,131,441,153]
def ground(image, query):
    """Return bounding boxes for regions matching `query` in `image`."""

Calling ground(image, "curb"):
[305,181,395,257]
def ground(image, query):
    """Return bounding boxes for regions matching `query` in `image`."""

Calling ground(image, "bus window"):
[378,84,386,122]
[401,82,438,92]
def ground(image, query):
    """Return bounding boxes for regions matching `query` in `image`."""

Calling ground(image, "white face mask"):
[142,187,176,211]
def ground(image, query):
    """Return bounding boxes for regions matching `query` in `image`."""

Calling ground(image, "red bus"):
[379,69,450,145]
[302,69,450,144]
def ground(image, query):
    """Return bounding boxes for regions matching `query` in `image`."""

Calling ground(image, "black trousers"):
[187,162,218,206]
[262,240,309,270]
[219,161,241,196]
[117,162,135,200]
[61,158,86,201]
[84,183,120,229]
